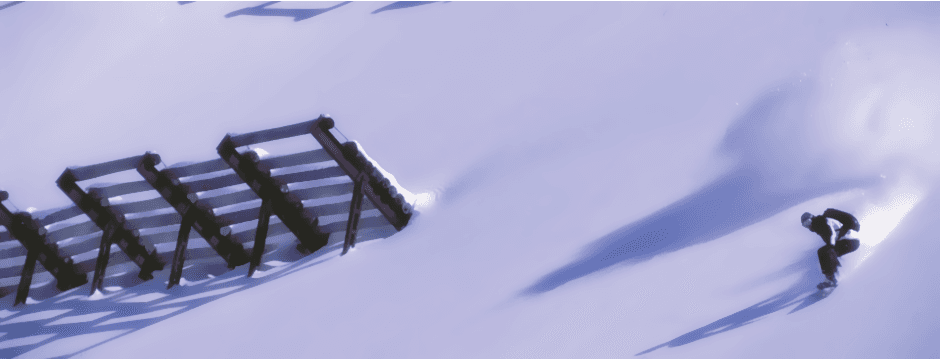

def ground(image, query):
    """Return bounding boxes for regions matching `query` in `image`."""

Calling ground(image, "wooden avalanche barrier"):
[57,156,169,294]
[216,114,412,275]
[0,191,88,305]
[0,114,414,305]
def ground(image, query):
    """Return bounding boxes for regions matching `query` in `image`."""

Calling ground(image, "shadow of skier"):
[520,78,880,295]
[636,251,832,356]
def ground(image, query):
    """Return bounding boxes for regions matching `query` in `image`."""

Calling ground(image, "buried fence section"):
[216,114,414,276]
[0,114,416,306]
[0,191,88,305]
[306,115,413,242]
[136,153,251,288]
[56,155,173,295]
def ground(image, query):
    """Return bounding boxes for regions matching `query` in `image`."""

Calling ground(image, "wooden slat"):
[38,206,86,226]
[183,173,245,193]
[292,182,355,202]
[0,255,44,280]
[91,181,153,198]
[126,212,182,230]
[72,250,130,274]
[198,189,260,209]
[46,221,102,242]
[228,120,317,147]
[50,235,103,259]
[218,133,330,253]
[141,229,186,246]
[216,207,261,226]
[68,155,145,181]
[272,166,346,185]
[111,197,173,214]
[0,271,55,296]
[0,245,28,260]
[165,158,230,178]
[231,222,293,243]
[260,149,333,170]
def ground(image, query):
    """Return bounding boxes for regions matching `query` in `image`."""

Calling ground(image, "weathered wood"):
[259,149,333,170]
[168,211,196,289]
[1,200,88,302]
[67,155,146,182]
[14,248,39,306]
[343,173,366,255]
[228,120,317,148]
[308,115,412,230]
[248,198,273,278]
[217,134,329,254]
[90,221,117,296]
[164,158,230,178]
[58,164,166,281]
[136,153,250,270]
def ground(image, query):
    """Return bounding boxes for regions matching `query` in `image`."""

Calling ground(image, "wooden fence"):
[0,115,413,305]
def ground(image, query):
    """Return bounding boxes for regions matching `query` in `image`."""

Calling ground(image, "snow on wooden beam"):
[57,162,165,284]
[136,152,250,285]
[0,197,88,305]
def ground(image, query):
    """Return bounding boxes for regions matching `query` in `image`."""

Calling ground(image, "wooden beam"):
[14,248,39,306]
[167,210,196,289]
[137,152,249,270]
[343,173,366,255]
[57,165,165,281]
[89,221,117,296]
[308,115,412,230]
[248,198,273,278]
[217,134,329,254]
[0,201,88,302]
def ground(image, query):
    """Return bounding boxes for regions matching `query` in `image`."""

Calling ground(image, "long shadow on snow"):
[372,2,438,15]
[522,169,873,295]
[0,1,23,12]
[637,250,835,356]
[521,78,879,295]
[226,1,350,22]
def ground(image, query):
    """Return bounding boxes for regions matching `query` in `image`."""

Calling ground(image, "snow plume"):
[853,175,923,267]
[720,28,940,267]
[812,29,940,187]
[808,29,940,255]
[724,28,940,195]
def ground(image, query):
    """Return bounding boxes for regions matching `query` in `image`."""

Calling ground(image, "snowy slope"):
[1,1,940,358]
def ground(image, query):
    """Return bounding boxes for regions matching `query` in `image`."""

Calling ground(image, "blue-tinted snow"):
[0,2,939,359]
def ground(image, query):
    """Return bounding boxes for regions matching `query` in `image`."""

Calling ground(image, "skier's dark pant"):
[818,239,860,278]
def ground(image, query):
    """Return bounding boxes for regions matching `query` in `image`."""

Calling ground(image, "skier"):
[801,209,861,290]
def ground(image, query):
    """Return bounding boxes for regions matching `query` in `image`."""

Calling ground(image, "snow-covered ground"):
[2,1,940,358]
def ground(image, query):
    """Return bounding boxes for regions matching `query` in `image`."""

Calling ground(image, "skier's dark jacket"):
[809,208,860,245]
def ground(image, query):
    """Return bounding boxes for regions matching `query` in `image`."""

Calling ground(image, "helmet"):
[801,212,813,224]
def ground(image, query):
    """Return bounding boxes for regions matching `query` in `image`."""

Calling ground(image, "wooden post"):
[136,152,250,269]
[343,173,367,255]
[90,221,117,296]
[57,166,165,282]
[168,210,196,289]
[217,124,330,254]
[248,198,273,278]
[308,117,412,231]
[14,248,39,306]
